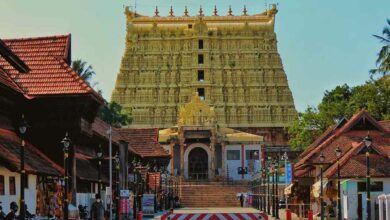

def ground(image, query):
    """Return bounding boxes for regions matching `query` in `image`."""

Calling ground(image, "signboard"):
[148,172,161,191]
[105,187,112,196]
[119,198,129,214]
[142,194,155,216]
[286,163,292,184]
[120,190,130,198]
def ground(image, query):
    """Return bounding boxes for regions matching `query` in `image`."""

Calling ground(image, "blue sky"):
[1,0,389,112]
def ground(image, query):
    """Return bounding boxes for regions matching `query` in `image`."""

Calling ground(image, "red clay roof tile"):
[117,128,170,158]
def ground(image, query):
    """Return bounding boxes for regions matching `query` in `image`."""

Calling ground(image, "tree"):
[71,59,96,84]
[288,75,390,150]
[97,101,131,127]
[370,19,390,77]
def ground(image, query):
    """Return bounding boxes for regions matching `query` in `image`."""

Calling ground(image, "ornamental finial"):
[154,6,159,17]
[213,5,218,16]
[228,5,233,16]
[243,5,248,16]
[199,5,204,16]
[184,6,189,16]
[169,6,174,16]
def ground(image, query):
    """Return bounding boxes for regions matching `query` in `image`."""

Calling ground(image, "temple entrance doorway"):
[188,147,208,180]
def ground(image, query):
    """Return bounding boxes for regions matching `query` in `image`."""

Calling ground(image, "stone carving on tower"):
[112,4,298,146]
[178,93,216,126]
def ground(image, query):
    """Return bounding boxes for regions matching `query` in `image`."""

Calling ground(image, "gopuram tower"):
[112,5,297,148]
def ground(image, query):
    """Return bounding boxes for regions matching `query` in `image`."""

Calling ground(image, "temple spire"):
[198,5,204,16]
[154,6,159,17]
[243,5,248,16]
[213,5,218,16]
[169,6,174,17]
[228,5,233,16]
[184,6,189,16]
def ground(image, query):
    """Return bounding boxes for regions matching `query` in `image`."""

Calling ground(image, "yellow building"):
[112,5,297,147]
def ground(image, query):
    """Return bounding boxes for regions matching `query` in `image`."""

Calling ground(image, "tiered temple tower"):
[112,5,297,147]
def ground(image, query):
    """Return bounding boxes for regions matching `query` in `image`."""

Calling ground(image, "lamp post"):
[267,163,271,215]
[96,145,103,194]
[281,152,289,209]
[61,132,71,220]
[271,162,275,217]
[319,151,325,220]
[153,165,158,213]
[114,152,120,220]
[364,135,373,220]
[275,158,280,220]
[18,114,28,220]
[335,146,342,220]
[261,168,266,212]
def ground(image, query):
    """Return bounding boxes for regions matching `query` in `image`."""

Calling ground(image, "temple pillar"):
[180,143,184,177]
[169,141,175,174]
[221,142,226,177]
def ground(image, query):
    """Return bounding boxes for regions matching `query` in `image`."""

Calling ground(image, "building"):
[292,110,390,219]
[157,93,264,181]
[0,35,170,215]
[111,5,297,149]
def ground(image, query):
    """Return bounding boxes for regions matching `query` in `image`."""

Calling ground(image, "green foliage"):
[370,19,390,77]
[97,101,131,128]
[288,76,390,150]
[71,59,96,84]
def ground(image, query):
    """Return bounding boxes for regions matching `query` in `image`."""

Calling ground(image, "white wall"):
[225,144,261,181]
[341,178,390,220]
[0,166,37,214]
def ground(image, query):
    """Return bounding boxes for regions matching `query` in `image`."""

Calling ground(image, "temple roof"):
[0,35,103,101]
[117,128,170,158]
[294,110,390,179]
[125,4,278,25]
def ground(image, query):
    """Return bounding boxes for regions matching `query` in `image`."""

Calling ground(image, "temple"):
[111,5,297,149]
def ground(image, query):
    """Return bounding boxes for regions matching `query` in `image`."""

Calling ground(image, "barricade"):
[162,212,268,220]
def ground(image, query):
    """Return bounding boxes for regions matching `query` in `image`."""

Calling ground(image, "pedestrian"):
[5,202,17,220]
[0,202,5,220]
[90,194,105,220]
[239,193,244,207]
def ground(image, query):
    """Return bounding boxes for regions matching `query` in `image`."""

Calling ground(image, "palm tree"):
[370,19,390,77]
[71,59,95,83]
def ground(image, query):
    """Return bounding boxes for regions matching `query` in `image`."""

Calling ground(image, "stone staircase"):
[179,181,249,207]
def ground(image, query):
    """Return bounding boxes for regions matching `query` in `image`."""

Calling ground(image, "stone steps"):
[180,181,248,207]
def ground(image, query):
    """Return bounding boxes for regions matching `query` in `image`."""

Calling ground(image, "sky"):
[1,0,389,112]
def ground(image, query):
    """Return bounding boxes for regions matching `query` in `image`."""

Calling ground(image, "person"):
[239,193,244,207]
[90,194,105,220]
[5,202,17,220]
[0,202,6,220]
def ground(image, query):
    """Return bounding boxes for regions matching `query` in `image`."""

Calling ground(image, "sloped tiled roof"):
[91,118,138,154]
[0,35,102,101]
[379,120,390,131]
[117,128,170,158]
[0,128,63,176]
[75,153,109,183]
[294,110,390,179]
[0,67,22,93]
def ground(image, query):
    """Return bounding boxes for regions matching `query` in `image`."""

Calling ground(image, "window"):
[198,70,204,82]
[227,150,240,160]
[188,24,193,29]
[198,54,204,64]
[0,175,4,195]
[9,176,16,195]
[197,88,205,100]
[357,181,383,192]
[198,40,204,49]
[246,150,259,160]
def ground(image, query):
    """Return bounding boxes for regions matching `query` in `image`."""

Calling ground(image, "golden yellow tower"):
[112,5,297,141]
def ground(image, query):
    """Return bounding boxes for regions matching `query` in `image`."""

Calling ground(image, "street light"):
[335,146,342,220]
[96,145,103,194]
[253,151,260,210]
[271,161,275,217]
[18,114,29,220]
[281,152,289,210]
[267,162,271,215]
[114,152,120,220]
[274,158,280,220]
[364,135,373,220]
[61,132,71,220]
[319,151,325,220]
